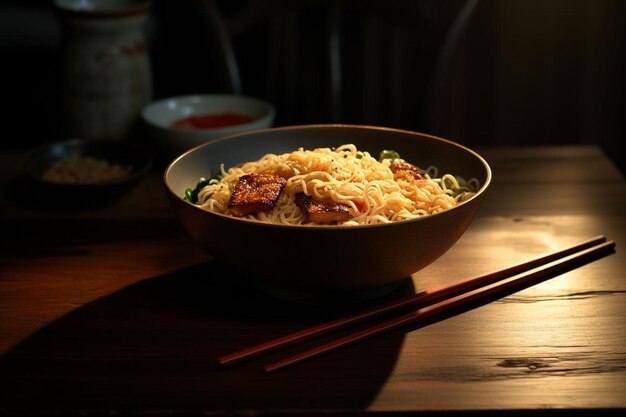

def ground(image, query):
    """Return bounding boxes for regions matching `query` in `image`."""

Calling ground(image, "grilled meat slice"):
[228,174,287,216]
[389,159,424,181]
[295,192,351,224]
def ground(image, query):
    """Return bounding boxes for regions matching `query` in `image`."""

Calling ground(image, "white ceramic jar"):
[55,0,152,141]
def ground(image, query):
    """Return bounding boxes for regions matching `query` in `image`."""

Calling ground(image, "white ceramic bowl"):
[142,94,275,160]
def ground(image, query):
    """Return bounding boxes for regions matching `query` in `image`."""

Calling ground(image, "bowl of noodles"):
[164,124,491,304]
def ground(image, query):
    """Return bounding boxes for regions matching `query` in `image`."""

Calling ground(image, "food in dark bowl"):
[25,139,153,208]
[164,124,492,303]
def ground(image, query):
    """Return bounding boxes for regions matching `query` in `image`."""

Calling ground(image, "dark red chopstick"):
[217,235,609,368]
[264,239,615,373]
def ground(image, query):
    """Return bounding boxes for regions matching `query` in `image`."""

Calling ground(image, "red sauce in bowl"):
[171,112,256,129]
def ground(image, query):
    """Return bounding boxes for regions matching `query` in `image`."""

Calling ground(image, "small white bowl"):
[142,94,275,160]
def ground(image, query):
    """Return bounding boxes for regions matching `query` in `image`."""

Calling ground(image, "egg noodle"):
[194,144,479,226]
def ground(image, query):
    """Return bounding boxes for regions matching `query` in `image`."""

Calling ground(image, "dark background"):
[2,0,625,173]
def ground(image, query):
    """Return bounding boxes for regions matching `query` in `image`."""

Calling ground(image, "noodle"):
[192,144,478,226]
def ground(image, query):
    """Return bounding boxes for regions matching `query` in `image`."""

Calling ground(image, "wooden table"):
[1,145,625,416]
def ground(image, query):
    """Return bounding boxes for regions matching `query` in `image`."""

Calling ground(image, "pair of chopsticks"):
[217,235,615,373]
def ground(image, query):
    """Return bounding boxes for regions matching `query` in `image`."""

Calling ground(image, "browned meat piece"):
[228,174,287,216]
[389,159,423,181]
[295,192,351,224]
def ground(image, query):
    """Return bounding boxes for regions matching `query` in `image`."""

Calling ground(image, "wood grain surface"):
[0,145,624,416]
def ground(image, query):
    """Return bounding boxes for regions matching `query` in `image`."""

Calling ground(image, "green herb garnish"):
[184,173,223,203]
[379,149,401,161]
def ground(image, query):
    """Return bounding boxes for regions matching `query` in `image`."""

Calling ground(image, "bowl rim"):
[141,93,276,132]
[163,123,492,230]
[26,138,153,188]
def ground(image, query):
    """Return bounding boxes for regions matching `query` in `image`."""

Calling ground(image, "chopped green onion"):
[184,188,194,201]
[379,149,401,161]
[184,178,211,203]
[183,170,226,203]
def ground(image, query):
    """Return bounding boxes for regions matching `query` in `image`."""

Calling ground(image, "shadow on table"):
[0,260,415,412]
[1,243,614,413]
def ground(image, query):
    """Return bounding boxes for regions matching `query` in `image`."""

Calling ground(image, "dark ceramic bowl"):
[25,139,153,208]
[164,125,491,303]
